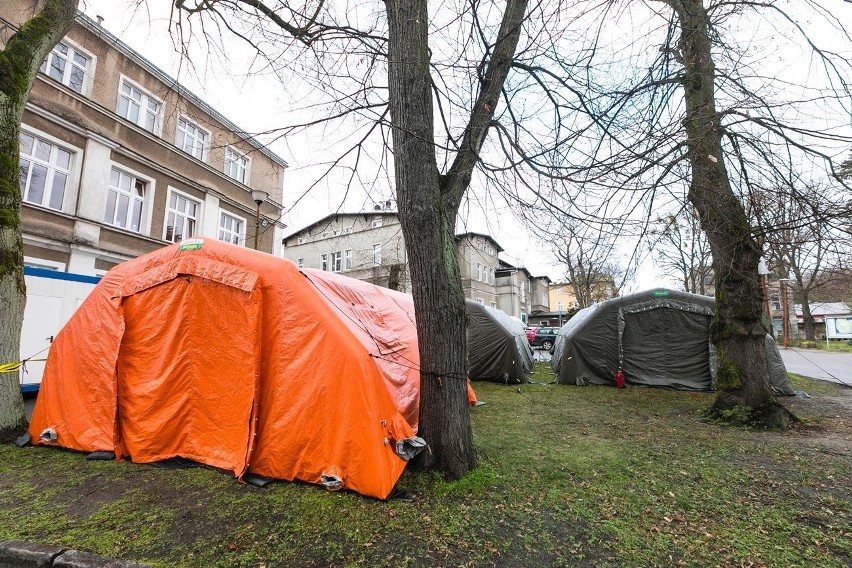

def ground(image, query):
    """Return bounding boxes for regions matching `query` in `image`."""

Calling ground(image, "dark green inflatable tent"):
[550,289,795,394]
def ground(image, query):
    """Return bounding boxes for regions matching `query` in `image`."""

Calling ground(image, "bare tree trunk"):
[385,0,473,477]
[385,0,528,476]
[0,0,79,442]
[799,299,816,340]
[665,0,792,428]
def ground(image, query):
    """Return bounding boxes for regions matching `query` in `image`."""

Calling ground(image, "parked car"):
[527,326,559,350]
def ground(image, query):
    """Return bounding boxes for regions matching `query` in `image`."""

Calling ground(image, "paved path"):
[779,348,852,387]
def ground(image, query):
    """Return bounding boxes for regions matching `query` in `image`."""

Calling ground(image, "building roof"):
[795,302,851,318]
[77,11,289,170]
[283,211,399,240]
[455,232,504,253]
[496,259,533,279]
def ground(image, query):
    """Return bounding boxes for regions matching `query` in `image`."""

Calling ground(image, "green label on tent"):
[179,238,204,251]
[651,289,670,297]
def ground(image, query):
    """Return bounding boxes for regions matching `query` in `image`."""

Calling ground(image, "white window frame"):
[19,131,74,212]
[23,256,66,272]
[344,249,352,270]
[476,298,485,305]
[297,257,304,268]
[176,116,210,161]
[297,236,306,244]
[331,251,343,272]
[163,187,201,243]
[117,75,163,135]
[344,227,353,234]
[557,301,565,312]
[490,267,495,284]
[104,166,148,233]
[321,254,328,271]
[224,146,250,184]
[490,301,497,308]
[217,210,246,245]
[40,38,95,96]
[476,263,482,282]
[373,244,382,266]
[521,281,527,303]
[372,216,383,228]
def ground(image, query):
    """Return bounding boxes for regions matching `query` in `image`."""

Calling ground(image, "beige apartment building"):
[3,7,288,275]
[281,214,550,322]
[281,210,410,290]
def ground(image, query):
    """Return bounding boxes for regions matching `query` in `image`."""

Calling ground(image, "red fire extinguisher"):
[615,368,625,388]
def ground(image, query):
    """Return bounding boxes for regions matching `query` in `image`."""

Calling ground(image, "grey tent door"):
[620,307,713,390]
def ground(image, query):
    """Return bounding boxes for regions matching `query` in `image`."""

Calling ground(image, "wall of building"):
[281,213,410,291]
[3,8,288,275]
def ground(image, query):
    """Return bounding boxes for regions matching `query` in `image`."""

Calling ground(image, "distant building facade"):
[281,210,409,290]
[2,7,288,275]
[281,214,550,320]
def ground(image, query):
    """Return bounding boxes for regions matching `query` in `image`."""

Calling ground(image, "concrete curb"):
[0,541,149,568]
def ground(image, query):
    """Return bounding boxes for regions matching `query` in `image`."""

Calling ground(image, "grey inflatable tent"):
[550,289,795,394]
[467,300,533,384]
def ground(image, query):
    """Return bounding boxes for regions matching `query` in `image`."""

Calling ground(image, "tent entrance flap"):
[116,269,261,477]
[620,306,713,390]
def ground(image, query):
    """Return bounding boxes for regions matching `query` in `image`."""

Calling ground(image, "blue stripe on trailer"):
[24,266,102,284]
[20,383,40,394]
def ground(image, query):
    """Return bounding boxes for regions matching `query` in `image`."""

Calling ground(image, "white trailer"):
[19,267,100,393]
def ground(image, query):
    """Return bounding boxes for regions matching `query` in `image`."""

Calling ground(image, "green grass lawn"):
[2,366,850,567]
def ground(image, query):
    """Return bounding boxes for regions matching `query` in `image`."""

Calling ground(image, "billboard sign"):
[825,316,852,339]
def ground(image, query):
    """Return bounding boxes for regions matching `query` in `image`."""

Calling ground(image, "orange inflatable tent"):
[28,238,427,499]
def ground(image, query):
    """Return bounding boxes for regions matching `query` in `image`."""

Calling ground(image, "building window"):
[19,132,71,211]
[297,258,304,268]
[104,167,146,232]
[521,313,528,324]
[476,298,485,305]
[557,301,565,312]
[331,251,343,272]
[165,190,200,242]
[477,263,482,282]
[218,211,243,245]
[40,40,89,93]
[297,237,305,244]
[373,244,382,265]
[521,281,527,303]
[490,267,495,284]
[372,216,383,228]
[117,78,161,133]
[770,292,782,311]
[321,254,328,271]
[490,301,497,308]
[176,117,209,161]
[344,227,353,234]
[224,147,249,184]
[345,249,352,270]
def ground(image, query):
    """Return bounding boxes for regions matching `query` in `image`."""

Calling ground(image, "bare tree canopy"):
[754,181,851,339]
[650,207,712,296]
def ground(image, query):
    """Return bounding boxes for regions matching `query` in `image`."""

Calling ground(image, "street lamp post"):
[778,277,790,349]
[250,189,268,250]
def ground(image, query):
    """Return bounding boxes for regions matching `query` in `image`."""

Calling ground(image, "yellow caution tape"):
[0,358,48,374]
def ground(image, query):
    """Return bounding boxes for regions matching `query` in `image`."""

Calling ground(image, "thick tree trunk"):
[0,0,78,442]
[666,0,792,428]
[385,0,528,476]
[800,300,816,340]
[385,0,474,477]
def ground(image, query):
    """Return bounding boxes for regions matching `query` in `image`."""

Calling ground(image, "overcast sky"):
[84,1,836,289]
